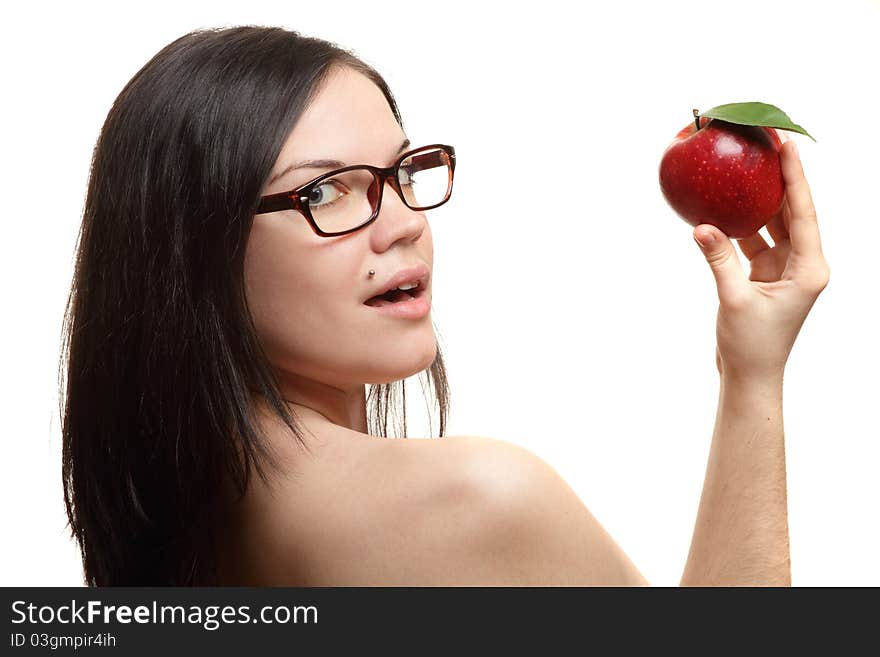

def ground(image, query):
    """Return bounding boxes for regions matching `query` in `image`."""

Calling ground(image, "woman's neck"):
[272,368,369,433]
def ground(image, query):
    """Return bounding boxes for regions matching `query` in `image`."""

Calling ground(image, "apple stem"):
[693,108,701,131]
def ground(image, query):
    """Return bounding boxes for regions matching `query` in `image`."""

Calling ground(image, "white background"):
[2,0,878,587]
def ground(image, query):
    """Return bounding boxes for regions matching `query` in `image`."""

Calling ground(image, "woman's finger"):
[779,140,824,259]
[693,224,748,304]
[736,232,771,260]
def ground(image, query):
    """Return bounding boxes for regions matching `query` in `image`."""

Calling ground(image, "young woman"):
[60,26,830,586]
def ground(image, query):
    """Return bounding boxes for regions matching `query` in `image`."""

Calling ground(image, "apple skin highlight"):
[659,116,784,239]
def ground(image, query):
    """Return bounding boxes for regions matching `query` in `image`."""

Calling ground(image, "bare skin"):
[218,403,648,585]
[682,137,829,585]
[218,65,829,586]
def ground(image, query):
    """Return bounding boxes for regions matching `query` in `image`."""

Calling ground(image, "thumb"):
[692,224,746,301]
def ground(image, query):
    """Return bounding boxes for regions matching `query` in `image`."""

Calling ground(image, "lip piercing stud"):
[368,270,375,277]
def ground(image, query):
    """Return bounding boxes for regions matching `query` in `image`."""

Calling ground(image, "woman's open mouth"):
[363,282,430,319]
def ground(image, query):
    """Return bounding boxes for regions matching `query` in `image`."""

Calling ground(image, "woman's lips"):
[363,286,430,319]
[362,264,430,304]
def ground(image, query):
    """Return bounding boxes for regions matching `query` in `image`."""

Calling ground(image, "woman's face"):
[244,66,436,396]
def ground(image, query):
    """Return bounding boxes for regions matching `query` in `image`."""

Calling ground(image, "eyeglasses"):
[255,144,456,237]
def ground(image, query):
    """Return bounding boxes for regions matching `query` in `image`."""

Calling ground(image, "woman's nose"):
[375,178,425,242]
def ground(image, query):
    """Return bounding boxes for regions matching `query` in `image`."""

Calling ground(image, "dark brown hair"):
[59,26,450,586]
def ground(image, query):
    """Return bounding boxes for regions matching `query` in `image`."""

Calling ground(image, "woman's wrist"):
[717,370,784,440]
[719,365,785,394]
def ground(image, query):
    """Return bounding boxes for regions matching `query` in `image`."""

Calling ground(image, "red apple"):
[659,115,784,239]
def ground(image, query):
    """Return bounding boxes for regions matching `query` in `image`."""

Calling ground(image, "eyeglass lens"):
[308,147,452,233]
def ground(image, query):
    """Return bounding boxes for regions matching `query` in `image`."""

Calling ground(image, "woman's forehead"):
[278,66,404,167]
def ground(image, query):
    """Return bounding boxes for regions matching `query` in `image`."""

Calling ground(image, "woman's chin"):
[366,341,438,384]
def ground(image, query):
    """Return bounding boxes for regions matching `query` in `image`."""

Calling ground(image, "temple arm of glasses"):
[256,193,298,214]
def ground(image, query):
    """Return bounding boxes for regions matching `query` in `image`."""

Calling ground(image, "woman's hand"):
[692,139,830,380]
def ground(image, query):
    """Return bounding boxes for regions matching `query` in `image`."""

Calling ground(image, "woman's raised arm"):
[682,139,830,585]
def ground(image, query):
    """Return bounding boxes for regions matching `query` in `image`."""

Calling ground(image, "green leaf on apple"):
[699,102,816,141]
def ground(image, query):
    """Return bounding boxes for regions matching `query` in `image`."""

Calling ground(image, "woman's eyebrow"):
[269,138,411,184]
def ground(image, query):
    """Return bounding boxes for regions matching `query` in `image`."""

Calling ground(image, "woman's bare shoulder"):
[233,432,648,586]
[402,435,649,585]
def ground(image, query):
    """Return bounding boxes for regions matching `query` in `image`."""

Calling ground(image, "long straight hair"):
[59,26,450,586]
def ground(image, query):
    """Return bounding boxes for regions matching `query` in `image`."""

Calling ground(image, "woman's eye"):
[309,180,346,207]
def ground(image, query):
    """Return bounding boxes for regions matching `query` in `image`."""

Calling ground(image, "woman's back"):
[216,410,648,586]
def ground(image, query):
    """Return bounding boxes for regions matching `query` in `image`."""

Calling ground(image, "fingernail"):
[791,141,799,159]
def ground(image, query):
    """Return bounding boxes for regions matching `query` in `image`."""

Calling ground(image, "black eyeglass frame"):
[254,143,456,237]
